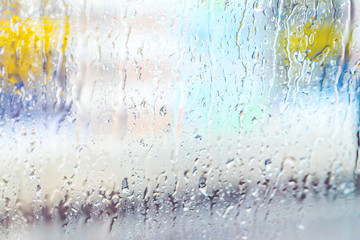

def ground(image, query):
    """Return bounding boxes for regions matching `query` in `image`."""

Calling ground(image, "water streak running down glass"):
[0,0,360,239]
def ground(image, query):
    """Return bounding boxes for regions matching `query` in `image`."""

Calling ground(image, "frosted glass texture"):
[1,0,360,239]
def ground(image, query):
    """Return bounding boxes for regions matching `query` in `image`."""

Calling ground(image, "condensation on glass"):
[0,0,360,239]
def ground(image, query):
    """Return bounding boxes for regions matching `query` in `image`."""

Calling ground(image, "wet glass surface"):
[1,0,360,239]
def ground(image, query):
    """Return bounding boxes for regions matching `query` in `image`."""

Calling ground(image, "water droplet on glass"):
[159,105,167,116]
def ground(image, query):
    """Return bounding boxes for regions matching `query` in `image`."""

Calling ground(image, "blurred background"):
[0,0,360,239]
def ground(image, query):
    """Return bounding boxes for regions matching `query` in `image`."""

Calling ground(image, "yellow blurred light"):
[0,15,69,86]
[278,16,344,63]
